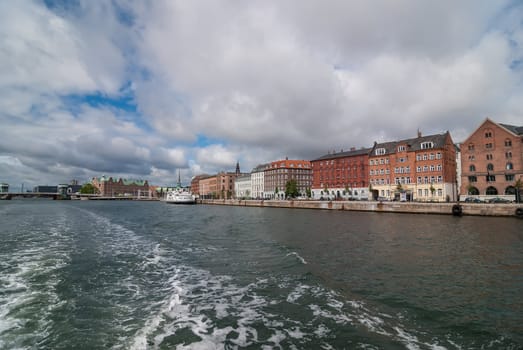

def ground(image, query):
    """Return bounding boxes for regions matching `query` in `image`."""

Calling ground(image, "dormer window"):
[398,145,406,152]
[421,142,434,149]
[375,148,386,155]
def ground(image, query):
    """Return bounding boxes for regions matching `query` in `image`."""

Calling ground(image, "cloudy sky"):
[1,0,522,189]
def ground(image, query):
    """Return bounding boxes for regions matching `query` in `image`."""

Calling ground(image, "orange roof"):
[269,159,311,169]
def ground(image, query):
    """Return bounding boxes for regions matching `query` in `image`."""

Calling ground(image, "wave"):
[286,251,308,264]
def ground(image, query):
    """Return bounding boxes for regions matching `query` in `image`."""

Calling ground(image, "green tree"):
[80,183,97,194]
[515,178,522,203]
[285,179,299,198]
[306,187,311,198]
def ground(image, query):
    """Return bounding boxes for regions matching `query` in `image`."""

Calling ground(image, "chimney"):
[417,129,422,138]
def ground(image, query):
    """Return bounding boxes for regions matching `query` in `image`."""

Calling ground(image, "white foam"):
[286,251,308,264]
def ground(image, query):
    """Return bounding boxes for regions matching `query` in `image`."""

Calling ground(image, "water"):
[0,200,522,349]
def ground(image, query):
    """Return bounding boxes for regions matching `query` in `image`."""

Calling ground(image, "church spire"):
[235,161,240,176]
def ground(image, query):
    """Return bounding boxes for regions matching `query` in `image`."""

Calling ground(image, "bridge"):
[0,192,67,200]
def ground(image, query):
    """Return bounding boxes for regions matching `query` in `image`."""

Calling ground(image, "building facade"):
[198,175,217,199]
[91,176,150,197]
[264,159,312,199]
[460,118,523,199]
[369,131,457,202]
[251,163,269,199]
[234,174,252,199]
[310,148,370,200]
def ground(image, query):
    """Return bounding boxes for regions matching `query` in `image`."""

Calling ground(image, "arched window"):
[505,186,516,195]
[468,186,479,195]
[469,165,476,172]
[487,163,494,171]
[486,186,498,195]
[506,162,514,170]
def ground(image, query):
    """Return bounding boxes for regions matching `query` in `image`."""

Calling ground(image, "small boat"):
[165,188,196,204]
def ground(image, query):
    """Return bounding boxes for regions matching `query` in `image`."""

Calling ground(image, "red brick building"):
[264,159,311,199]
[368,131,457,202]
[460,118,523,198]
[91,176,151,197]
[310,148,370,200]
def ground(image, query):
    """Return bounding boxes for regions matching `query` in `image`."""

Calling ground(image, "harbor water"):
[0,200,522,349]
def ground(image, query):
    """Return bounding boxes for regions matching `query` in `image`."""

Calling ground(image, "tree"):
[515,178,523,203]
[80,183,97,194]
[430,184,436,197]
[285,179,299,198]
[306,187,311,198]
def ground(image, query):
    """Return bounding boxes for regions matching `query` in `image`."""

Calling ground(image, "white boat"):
[165,188,196,204]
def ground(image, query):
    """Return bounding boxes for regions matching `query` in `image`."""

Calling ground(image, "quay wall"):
[199,199,523,218]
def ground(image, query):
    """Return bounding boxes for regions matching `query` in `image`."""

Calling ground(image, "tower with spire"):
[235,161,240,176]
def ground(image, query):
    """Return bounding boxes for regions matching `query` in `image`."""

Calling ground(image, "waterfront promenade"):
[200,198,523,218]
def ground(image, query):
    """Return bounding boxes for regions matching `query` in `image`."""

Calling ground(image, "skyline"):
[1,0,523,188]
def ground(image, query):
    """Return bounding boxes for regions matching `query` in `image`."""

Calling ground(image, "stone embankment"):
[199,199,523,218]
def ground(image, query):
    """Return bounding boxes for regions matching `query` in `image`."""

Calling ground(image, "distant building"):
[310,147,370,200]
[368,131,457,202]
[264,159,312,199]
[251,163,269,199]
[235,174,252,199]
[0,183,8,193]
[33,185,58,193]
[460,118,523,199]
[91,175,150,197]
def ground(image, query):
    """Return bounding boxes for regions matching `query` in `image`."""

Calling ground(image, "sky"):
[1,0,522,190]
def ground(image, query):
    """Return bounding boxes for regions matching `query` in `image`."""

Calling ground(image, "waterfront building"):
[368,131,458,202]
[91,175,151,197]
[251,163,269,199]
[234,174,252,199]
[198,175,217,199]
[33,185,58,193]
[310,147,370,200]
[190,175,208,197]
[264,158,312,199]
[0,183,8,193]
[460,118,523,199]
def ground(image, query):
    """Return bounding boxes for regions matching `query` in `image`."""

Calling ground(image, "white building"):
[251,163,268,199]
[235,174,252,199]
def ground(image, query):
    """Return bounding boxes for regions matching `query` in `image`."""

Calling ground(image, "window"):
[485,131,492,138]
[430,165,435,171]
[398,145,406,152]
[423,154,427,160]
[469,165,476,172]
[416,154,421,161]
[423,165,428,172]
[468,143,475,151]
[421,142,434,149]
[486,154,493,160]
[429,153,435,160]
[506,174,514,181]
[437,164,442,171]
[505,139,512,147]
[468,176,477,182]
[375,148,386,155]
[399,157,405,163]
[487,163,494,171]
[506,152,512,159]
[506,162,514,170]
[438,189,443,197]
[417,176,422,183]
[436,152,442,159]
[486,175,496,182]
[485,143,493,149]
[468,155,475,161]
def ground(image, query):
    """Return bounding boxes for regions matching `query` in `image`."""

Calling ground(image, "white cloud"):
[1,0,522,187]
